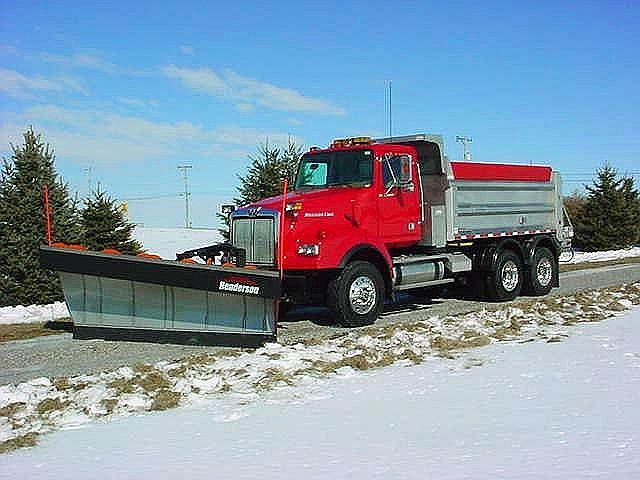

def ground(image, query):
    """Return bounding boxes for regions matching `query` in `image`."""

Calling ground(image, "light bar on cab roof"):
[331,136,372,148]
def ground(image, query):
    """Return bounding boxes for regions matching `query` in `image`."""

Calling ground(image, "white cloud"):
[0,68,86,98]
[41,52,115,72]
[1,104,302,164]
[179,45,195,55]
[163,65,345,115]
[163,65,227,96]
[117,97,157,108]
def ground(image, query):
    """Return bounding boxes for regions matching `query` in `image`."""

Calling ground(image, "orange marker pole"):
[43,185,53,246]
[276,178,288,335]
[278,178,288,281]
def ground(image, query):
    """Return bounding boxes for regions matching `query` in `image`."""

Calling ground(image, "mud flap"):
[40,246,280,347]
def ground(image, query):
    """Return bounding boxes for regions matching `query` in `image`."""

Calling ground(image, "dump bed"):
[420,159,563,247]
[449,161,561,239]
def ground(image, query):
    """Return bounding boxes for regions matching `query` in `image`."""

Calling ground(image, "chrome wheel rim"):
[501,260,519,292]
[537,257,553,287]
[349,276,377,315]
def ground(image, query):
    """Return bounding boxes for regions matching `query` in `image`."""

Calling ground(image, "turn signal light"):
[285,201,303,216]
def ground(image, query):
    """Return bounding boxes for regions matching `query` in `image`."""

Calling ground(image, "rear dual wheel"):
[524,247,556,296]
[485,249,523,301]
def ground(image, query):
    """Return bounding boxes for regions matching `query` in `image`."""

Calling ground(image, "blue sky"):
[1,0,639,227]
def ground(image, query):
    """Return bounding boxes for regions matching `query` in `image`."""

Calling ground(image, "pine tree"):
[81,189,143,255]
[0,128,81,307]
[621,176,640,245]
[218,137,303,240]
[574,164,640,251]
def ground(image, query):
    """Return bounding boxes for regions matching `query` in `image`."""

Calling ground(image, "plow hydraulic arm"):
[176,243,247,267]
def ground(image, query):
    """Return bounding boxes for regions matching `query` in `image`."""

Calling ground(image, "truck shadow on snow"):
[279,293,446,328]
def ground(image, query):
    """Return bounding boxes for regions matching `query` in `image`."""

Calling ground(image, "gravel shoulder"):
[2,262,640,386]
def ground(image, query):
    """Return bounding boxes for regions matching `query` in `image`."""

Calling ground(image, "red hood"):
[246,187,341,211]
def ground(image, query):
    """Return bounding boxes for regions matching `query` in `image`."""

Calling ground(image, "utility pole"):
[456,136,473,161]
[177,165,193,228]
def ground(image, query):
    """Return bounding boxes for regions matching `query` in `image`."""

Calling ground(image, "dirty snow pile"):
[0,302,69,326]
[2,282,640,454]
[567,246,640,264]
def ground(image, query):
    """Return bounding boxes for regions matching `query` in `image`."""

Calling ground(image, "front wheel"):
[328,261,385,327]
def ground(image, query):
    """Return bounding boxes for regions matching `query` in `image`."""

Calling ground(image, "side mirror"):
[398,156,412,184]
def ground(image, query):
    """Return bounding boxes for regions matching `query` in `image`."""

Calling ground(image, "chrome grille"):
[232,217,275,265]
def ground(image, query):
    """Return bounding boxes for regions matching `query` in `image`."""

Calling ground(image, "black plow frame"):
[40,246,281,347]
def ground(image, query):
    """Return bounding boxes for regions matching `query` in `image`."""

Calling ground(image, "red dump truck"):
[41,133,573,346]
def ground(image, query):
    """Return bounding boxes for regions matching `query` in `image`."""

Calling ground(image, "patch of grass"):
[0,432,39,454]
[36,397,70,415]
[493,319,522,339]
[108,377,137,394]
[254,367,295,390]
[133,363,156,374]
[0,321,72,343]
[0,402,26,418]
[137,370,172,392]
[53,377,72,391]
[150,389,181,411]
[167,364,188,377]
[431,334,491,352]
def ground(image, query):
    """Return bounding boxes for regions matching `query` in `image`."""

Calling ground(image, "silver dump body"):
[375,134,569,248]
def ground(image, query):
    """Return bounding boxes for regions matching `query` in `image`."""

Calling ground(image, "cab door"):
[377,153,421,246]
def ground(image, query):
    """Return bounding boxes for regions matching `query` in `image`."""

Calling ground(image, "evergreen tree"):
[574,164,640,251]
[81,189,143,255]
[0,128,81,307]
[218,137,303,240]
[621,176,640,245]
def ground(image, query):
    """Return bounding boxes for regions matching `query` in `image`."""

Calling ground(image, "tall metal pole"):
[388,80,393,138]
[84,165,93,195]
[177,165,193,228]
[456,135,473,161]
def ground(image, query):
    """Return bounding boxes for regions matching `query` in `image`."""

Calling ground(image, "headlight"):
[297,244,320,256]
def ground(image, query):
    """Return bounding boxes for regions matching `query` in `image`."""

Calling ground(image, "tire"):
[328,261,385,327]
[485,249,523,301]
[524,247,556,296]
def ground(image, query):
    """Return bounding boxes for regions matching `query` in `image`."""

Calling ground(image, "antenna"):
[384,80,393,138]
[456,136,473,161]
[177,165,193,228]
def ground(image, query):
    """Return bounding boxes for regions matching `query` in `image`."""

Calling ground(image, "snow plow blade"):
[39,246,279,347]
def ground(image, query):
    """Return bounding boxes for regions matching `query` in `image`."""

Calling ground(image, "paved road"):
[2,263,640,385]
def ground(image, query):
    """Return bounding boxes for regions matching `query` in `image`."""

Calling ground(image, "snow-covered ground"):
[0,302,69,326]
[2,303,640,477]
[566,246,640,264]
[134,226,221,260]
[1,284,640,475]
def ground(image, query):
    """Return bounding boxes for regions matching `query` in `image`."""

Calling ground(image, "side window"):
[382,155,409,188]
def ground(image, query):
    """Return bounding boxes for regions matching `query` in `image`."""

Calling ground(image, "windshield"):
[295,150,373,190]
